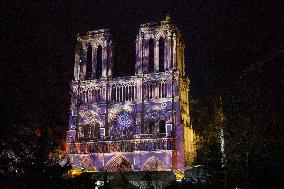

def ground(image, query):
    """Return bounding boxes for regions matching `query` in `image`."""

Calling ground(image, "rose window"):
[117,112,133,130]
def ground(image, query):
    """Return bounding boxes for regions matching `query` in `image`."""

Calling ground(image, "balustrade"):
[75,76,172,104]
[67,138,173,154]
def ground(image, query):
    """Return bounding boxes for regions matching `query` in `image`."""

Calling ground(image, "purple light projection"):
[66,17,190,172]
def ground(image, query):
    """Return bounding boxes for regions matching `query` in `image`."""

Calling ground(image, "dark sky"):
[1,0,283,131]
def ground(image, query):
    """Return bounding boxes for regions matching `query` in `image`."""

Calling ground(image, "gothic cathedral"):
[66,16,196,172]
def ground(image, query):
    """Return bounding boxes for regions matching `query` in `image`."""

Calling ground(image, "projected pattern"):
[66,16,196,172]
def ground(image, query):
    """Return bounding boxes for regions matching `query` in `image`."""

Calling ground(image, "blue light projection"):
[117,112,133,130]
[66,16,191,173]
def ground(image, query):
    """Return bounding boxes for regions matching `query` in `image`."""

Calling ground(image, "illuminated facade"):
[66,16,196,172]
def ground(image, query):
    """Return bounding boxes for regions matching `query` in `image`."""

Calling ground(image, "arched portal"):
[105,155,133,172]
[80,157,96,171]
[141,156,166,171]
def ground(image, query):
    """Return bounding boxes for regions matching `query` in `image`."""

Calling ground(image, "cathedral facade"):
[66,17,196,172]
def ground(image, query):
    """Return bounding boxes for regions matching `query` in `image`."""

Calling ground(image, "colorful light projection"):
[112,112,133,137]
[66,17,196,173]
[117,112,133,130]
[67,138,173,154]
[141,156,166,171]
[105,155,134,172]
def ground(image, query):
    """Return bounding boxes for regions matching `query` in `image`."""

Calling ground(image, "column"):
[143,38,148,73]
[137,81,141,100]
[122,86,125,102]
[116,87,119,102]
[182,44,185,75]
[135,84,138,100]
[84,91,88,103]
[140,36,144,73]
[164,38,168,71]
[81,46,87,79]
[172,33,177,70]
[92,89,95,103]
[127,85,130,101]
[166,32,172,70]
[98,89,100,102]
[168,36,172,70]
[103,87,106,102]
[155,83,158,99]
[107,41,113,77]
[74,43,81,81]
[176,41,182,74]
[113,87,115,102]
[102,42,107,77]
[92,46,97,78]
[120,86,122,102]
[148,84,151,99]
[135,37,141,74]
[88,89,91,103]
[154,40,159,72]
[167,80,172,98]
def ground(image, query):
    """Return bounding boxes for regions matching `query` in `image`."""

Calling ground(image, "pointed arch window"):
[159,37,165,72]
[148,39,154,73]
[159,120,166,133]
[148,120,155,134]
[96,45,102,79]
[83,124,91,138]
[92,123,100,138]
[86,45,93,79]
[78,46,84,79]
[141,123,145,134]
[105,125,109,136]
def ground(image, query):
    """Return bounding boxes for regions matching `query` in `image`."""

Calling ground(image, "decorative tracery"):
[111,112,134,136]
[141,156,166,171]
[80,157,96,171]
[105,155,133,172]
[67,17,190,172]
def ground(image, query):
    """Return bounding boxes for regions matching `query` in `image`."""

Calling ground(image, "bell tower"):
[135,16,195,166]
[135,16,185,76]
[66,17,196,173]
[74,29,112,81]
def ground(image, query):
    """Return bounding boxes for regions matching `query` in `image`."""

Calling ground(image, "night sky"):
[1,1,283,134]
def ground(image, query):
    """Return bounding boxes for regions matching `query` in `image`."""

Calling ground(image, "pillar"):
[143,38,148,73]
[172,33,177,70]
[102,42,107,77]
[107,41,113,77]
[74,42,81,81]
[154,40,159,72]
[166,32,172,70]
[81,46,87,80]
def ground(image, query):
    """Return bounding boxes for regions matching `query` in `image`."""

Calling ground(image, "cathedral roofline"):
[140,15,172,28]
[77,28,110,38]
[138,15,181,38]
[76,28,111,42]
